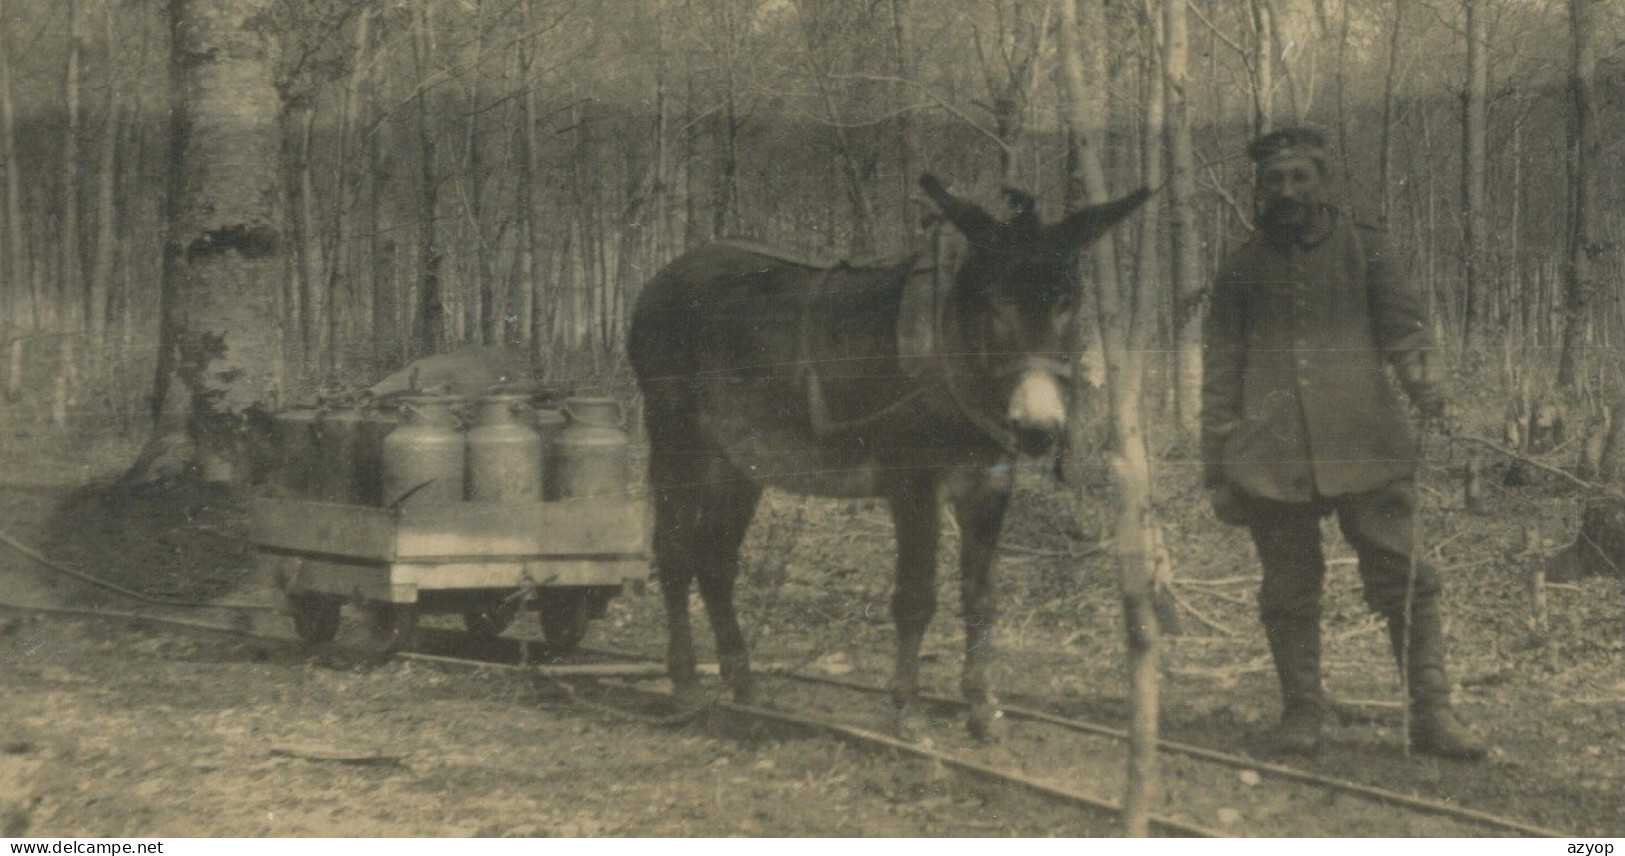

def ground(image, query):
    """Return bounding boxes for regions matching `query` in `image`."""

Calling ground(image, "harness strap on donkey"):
[780,241,1024,455]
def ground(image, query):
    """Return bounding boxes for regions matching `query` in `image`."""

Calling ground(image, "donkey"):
[628,174,1149,738]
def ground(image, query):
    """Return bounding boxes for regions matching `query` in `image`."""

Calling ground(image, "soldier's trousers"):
[1243,479,1441,621]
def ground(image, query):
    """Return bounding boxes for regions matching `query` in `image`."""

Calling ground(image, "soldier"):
[1202,126,1487,760]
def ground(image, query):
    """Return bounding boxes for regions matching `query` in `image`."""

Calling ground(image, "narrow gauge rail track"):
[512,643,1569,838]
[0,599,1213,836]
[0,598,1567,838]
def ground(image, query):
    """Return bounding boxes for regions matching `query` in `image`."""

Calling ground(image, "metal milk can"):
[468,393,543,503]
[546,396,630,499]
[270,409,321,498]
[533,406,568,494]
[315,406,365,503]
[354,406,400,507]
[381,395,466,507]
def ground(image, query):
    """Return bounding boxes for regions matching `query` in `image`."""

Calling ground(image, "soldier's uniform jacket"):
[1201,205,1438,502]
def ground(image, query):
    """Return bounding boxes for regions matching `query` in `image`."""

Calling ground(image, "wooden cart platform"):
[249,495,649,649]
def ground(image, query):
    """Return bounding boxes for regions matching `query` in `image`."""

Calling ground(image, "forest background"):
[0,0,1620,463]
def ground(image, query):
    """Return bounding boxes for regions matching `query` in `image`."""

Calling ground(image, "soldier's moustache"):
[1259,200,1310,234]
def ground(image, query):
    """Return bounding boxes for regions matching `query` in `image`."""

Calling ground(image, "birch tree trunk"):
[1377,0,1405,227]
[888,0,916,245]
[325,5,371,371]
[133,0,285,481]
[1061,0,1162,836]
[515,4,539,353]
[1557,0,1601,389]
[0,0,28,400]
[1250,0,1275,139]
[87,0,122,374]
[298,106,326,375]
[1165,0,1203,436]
[1460,0,1488,347]
[411,0,444,359]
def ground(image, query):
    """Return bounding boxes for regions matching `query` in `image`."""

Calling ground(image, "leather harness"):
[722,239,1054,456]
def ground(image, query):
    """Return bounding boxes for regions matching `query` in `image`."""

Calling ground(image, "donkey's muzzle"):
[1006,367,1067,457]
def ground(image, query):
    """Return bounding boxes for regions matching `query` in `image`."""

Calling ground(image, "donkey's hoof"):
[967,703,1005,743]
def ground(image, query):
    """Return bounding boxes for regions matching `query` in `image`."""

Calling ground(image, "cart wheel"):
[287,593,342,644]
[365,603,419,654]
[462,602,519,638]
[286,597,342,643]
[539,591,590,652]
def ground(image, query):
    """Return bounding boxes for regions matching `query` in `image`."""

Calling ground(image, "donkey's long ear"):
[920,174,998,247]
[1046,187,1153,250]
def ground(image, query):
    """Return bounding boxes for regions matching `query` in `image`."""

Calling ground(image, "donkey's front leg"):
[954,483,1011,741]
[887,482,940,739]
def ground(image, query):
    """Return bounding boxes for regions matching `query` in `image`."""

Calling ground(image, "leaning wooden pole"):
[1060,0,1163,836]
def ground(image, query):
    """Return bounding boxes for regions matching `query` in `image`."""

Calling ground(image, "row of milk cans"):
[269,394,630,507]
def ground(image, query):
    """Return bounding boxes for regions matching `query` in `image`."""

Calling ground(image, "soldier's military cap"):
[1248,126,1329,171]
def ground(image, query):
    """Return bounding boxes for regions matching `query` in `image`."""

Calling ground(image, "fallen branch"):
[1177,585,1252,607]
[1453,435,1625,500]
[270,744,403,765]
[1177,576,1260,587]
[1168,658,1272,680]
[1000,539,1112,559]
[1327,618,1384,643]
[1165,584,1242,637]
[1438,539,1574,572]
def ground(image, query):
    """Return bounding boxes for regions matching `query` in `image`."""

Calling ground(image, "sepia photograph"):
[0,0,1620,839]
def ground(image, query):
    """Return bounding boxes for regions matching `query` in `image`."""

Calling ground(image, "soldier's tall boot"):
[1387,599,1487,761]
[1262,613,1324,755]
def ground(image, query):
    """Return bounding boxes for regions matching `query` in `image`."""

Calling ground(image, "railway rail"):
[0,592,1569,838]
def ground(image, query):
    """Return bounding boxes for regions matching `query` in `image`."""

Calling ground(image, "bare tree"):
[1377,0,1407,227]
[1060,0,1163,836]
[410,0,444,359]
[1165,0,1203,435]
[57,0,86,423]
[1556,0,1604,389]
[0,0,27,400]
[86,0,122,373]
[1250,0,1275,137]
[134,0,285,480]
[1461,0,1488,346]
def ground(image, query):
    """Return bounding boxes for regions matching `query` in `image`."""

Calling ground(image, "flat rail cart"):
[248,393,647,652]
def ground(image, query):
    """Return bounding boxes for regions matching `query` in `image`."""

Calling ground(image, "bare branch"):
[1186,0,1252,71]
[827,71,1014,157]
[1195,148,1255,232]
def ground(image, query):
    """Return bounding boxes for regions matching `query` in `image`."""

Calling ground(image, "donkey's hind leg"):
[650,469,706,706]
[693,476,763,703]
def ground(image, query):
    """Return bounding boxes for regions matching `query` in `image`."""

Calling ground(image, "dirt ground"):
[0,429,1620,837]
